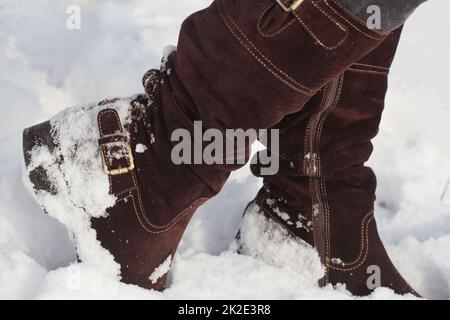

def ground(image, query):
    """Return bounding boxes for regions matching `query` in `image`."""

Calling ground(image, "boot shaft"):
[171,0,388,132]
[252,28,403,221]
[247,28,418,295]
[251,27,403,229]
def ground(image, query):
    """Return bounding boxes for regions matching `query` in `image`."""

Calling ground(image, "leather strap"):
[97,109,135,198]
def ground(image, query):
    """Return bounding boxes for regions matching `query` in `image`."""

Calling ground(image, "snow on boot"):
[237,28,421,297]
[23,0,390,290]
[22,77,208,290]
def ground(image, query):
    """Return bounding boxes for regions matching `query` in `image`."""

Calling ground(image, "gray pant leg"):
[340,0,428,31]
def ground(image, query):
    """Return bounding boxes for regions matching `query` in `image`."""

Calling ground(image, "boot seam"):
[116,188,206,235]
[218,0,314,95]
[352,62,390,71]
[324,0,388,40]
[98,108,207,234]
[327,211,374,271]
[316,74,345,176]
[347,68,389,76]
[257,2,296,38]
[292,1,348,50]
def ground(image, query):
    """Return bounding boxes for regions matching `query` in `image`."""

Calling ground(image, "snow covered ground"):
[1,0,449,300]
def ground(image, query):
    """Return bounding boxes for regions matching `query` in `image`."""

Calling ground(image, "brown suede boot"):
[23,0,390,290]
[237,28,420,296]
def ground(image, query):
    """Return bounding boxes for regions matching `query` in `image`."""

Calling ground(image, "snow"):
[135,143,148,154]
[0,0,449,300]
[235,203,325,285]
[23,97,149,286]
[149,255,172,285]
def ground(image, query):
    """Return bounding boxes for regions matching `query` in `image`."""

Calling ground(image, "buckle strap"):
[276,0,304,12]
[99,133,128,146]
[98,109,135,177]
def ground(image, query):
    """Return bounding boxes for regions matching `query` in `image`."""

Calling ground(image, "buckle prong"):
[102,145,135,176]
[276,0,304,12]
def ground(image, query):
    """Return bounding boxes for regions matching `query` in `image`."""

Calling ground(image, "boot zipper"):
[305,75,343,286]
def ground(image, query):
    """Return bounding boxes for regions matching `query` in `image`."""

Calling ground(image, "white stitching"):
[98,109,131,172]
[347,67,389,76]
[219,0,314,95]
[257,2,296,38]
[99,109,207,234]
[324,0,386,40]
[292,0,348,50]
[327,212,374,271]
[353,62,390,71]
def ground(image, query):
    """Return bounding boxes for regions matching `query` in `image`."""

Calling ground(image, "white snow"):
[161,45,177,72]
[331,258,345,266]
[149,133,156,144]
[235,203,325,284]
[149,255,172,285]
[0,0,449,300]
[135,143,148,153]
[275,208,291,222]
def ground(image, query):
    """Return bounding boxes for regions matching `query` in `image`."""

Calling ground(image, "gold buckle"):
[102,144,135,176]
[276,0,304,12]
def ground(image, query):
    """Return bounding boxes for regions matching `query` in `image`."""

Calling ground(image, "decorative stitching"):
[353,62,390,71]
[305,74,344,284]
[116,187,137,198]
[314,76,343,282]
[302,85,329,175]
[98,109,121,136]
[320,179,331,282]
[316,74,344,177]
[327,212,374,271]
[324,0,385,40]
[114,173,206,235]
[348,63,390,75]
[128,119,207,233]
[132,171,197,231]
[304,87,328,282]
[227,6,312,92]
[347,68,389,76]
[257,2,296,38]
[98,109,130,196]
[98,109,207,234]
[219,0,313,95]
[303,121,313,175]
[309,177,319,259]
[292,1,348,50]
[98,109,131,172]
[118,194,165,235]
[303,86,328,176]
[304,73,373,273]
